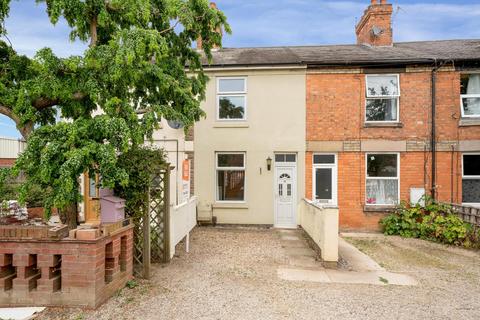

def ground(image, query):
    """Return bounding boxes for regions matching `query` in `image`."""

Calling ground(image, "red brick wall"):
[0,159,15,167]
[0,226,133,308]
[306,69,479,231]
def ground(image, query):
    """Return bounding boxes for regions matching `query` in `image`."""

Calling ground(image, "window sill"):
[459,118,480,127]
[364,122,403,128]
[363,205,396,213]
[213,122,249,128]
[213,203,249,209]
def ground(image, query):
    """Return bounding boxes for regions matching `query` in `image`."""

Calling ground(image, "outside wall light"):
[266,157,272,171]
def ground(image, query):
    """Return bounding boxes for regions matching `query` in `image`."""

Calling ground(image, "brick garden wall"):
[306,68,479,231]
[0,226,133,308]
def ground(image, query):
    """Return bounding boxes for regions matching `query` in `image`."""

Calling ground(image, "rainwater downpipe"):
[431,68,437,201]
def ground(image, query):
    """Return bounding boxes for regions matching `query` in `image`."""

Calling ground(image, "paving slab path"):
[38,227,480,320]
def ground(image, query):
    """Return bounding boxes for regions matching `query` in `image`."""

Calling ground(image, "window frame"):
[215,152,246,203]
[216,77,248,122]
[460,73,480,118]
[312,153,338,206]
[365,74,401,123]
[365,152,400,206]
[461,153,480,206]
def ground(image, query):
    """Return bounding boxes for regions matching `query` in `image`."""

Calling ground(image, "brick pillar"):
[105,238,121,283]
[37,254,61,292]
[12,254,41,292]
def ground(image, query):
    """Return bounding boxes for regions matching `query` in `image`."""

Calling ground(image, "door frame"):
[273,153,298,228]
[312,153,338,206]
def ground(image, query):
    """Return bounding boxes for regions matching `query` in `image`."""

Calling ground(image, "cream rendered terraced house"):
[195,67,306,227]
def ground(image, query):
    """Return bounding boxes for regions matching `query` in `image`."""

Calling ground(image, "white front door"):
[274,157,297,228]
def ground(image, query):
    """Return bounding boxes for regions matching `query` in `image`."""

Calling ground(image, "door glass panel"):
[287,184,292,196]
[275,154,285,162]
[285,154,296,162]
[278,184,283,196]
[315,168,332,200]
[89,176,97,198]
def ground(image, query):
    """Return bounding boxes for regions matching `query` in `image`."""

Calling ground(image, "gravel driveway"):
[38,227,480,320]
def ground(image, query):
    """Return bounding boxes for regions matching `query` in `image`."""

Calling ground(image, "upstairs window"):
[462,154,480,205]
[365,75,400,122]
[217,77,247,120]
[461,74,480,117]
[366,153,399,205]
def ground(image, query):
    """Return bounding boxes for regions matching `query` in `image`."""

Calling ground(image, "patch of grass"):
[379,276,389,284]
[126,279,138,289]
[74,313,85,320]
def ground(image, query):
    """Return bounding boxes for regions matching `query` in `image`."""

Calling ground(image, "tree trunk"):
[60,202,78,230]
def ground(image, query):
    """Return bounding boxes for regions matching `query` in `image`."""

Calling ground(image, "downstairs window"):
[462,154,480,204]
[366,153,399,205]
[216,153,245,202]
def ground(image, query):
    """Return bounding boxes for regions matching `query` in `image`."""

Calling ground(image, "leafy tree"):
[0,0,230,228]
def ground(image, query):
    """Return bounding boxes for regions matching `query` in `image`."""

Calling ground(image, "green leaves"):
[380,197,477,247]
[0,0,229,223]
[114,146,167,218]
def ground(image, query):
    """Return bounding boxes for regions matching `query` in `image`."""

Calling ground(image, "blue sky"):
[1,0,480,138]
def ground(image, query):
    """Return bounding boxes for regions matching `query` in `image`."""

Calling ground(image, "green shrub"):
[0,168,19,202]
[114,146,167,218]
[380,197,477,247]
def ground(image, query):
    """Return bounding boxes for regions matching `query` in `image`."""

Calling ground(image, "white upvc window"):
[460,74,480,118]
[216,77,247,121]
[462,153,480,206]
[216,152,246,202]
[312,154,337,206]
[365,153,400,206]
[365,74,400,122]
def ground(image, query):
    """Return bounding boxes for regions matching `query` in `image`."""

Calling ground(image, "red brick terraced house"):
[304,0,480,230]
[199,0,480,231]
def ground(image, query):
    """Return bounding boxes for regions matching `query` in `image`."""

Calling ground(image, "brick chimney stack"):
[355,0,393,47]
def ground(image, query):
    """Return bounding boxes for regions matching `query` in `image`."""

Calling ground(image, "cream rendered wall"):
[195,67,306,225]
[149,119,193,207]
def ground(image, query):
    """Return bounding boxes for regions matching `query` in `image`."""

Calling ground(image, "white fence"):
[169,196,197,258]
[298,199,339,263]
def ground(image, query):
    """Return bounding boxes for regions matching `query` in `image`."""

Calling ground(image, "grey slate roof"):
[204,39,480,67]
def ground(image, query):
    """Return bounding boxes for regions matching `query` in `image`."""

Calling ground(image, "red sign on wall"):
[182,160,190,182]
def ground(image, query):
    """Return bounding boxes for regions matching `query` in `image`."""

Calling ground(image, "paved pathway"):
[276,229,416,286]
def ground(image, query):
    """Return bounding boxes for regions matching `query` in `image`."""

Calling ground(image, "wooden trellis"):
[133,166,171,279]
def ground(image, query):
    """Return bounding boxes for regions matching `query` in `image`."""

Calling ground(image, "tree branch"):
[0,104,32,139]
[90,15,98,47]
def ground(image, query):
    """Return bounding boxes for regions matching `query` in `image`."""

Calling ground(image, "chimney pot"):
[380,0,387,4]
[371,0,378,4]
